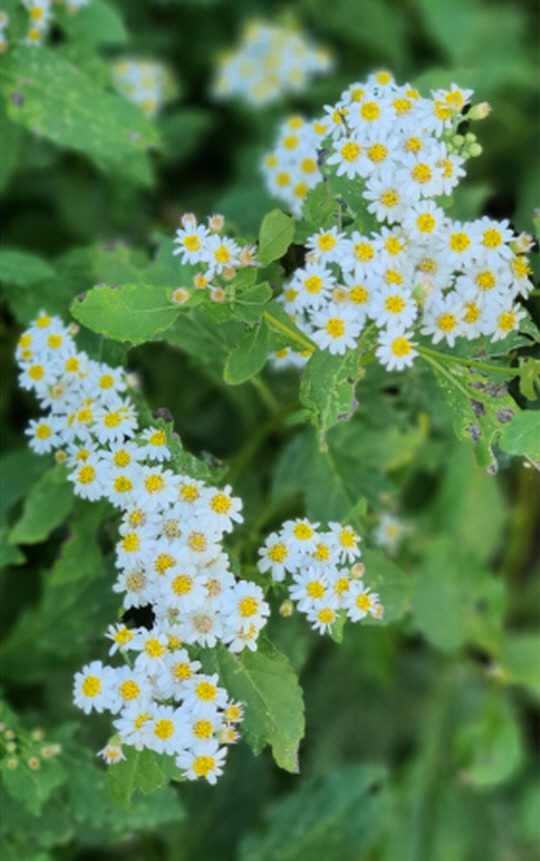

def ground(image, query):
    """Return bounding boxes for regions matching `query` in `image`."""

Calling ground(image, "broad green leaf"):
[58,0,128,46]
[71,283,178,344]
[499,633,540,700]
[300,350,361,443]
[223,320,270,384]
[298,182,339,238]
[202,639,305,773]
[454,694,523,788]
[499,410,540,462]
[8,465,74,546]
[0,449,44,515]
[48,500,108,586]
[362,548,411,624]
[1,47,159,185]
[412,538,505,653]
[0,108,22,193]
[106,747,169,808]
[1,756,67,816]
[0,248,56,286]
[258,210,294,266]
[239,764,387,861]
[234,282,272,325]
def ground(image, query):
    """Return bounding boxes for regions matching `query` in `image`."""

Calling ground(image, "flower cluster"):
[1,0,90,49]
[258,518,383,634]
[1,703,62,774]
[16,312,271,784]
[111,57,176,118]
[211,19,332,107]
[262,72,534,370]
[172,212,258,304]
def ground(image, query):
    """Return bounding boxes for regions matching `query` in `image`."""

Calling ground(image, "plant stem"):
[417,344,518,377]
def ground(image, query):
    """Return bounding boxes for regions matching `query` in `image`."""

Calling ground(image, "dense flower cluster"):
[211,20,332,107]
[262,73,534,370]
[0,0,89,49]
[16,312,271,784]
[111,57,176,118]
[258,518,383,634]
[172,212,258,303]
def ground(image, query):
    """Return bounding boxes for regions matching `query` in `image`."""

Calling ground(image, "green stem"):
[263,310,316,353]
[417,344,518,377]
[419,351,472,400]
[250,375,280,413]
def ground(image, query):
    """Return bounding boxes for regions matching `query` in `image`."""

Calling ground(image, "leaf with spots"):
[420,353,521,469]
[0,46,159,185]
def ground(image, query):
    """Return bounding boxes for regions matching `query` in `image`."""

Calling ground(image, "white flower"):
[176,739,227,784]
[311,303,363,354]
[73,661,117,714]
[375,329,418,371]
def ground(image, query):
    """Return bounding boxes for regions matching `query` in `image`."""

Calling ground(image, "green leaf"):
[0,248,56,286]
[264,302,316,353]
[518,357,540,400]
[412,538,505,653]
[1,757,67,816]
[106,747,169,808]
[362,548,411,624]
[300,350,360,443]
[48,500,108,586]
[202,639,305,773]
[59,0,128,46]
[1,47,159,185]
[0,449,44,515]
[239,764,387,861]
[499,410,540,462]
[422,355,520,469]
[9,465,74,546]
[298,182,339,237]
[223,320,270,385]
[234,282,272,325]
[499,633,540,700]
[71,283,178,344]
[454,694,523,788]
[258,210,295,266]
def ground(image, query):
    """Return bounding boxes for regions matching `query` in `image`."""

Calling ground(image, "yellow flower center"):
[239,597,259,617]
[268,543,288,563]
[325,318,346,338]
[119,680,140,701]
[81,676,101,698]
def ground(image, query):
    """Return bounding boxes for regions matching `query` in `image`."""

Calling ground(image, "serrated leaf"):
[499,410,540,462]
[0,248,56,286]
[1,47,159,185]
[9,465,74,546]
[71,283,178,344]
[224,320,270,385]
[300,182,339,232]
[106,747,168,808]
[300,350,360,443]
[201,640,305,773]
[258,210,294,266]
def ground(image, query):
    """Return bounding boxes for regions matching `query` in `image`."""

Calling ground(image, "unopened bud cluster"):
[261,72,533,370]
[211,19,333,107]
[0,703,62,774]
[258,518,383,634]
[16,313,271,784]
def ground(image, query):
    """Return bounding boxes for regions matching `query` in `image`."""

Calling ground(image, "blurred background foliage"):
[1,0,539,859]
